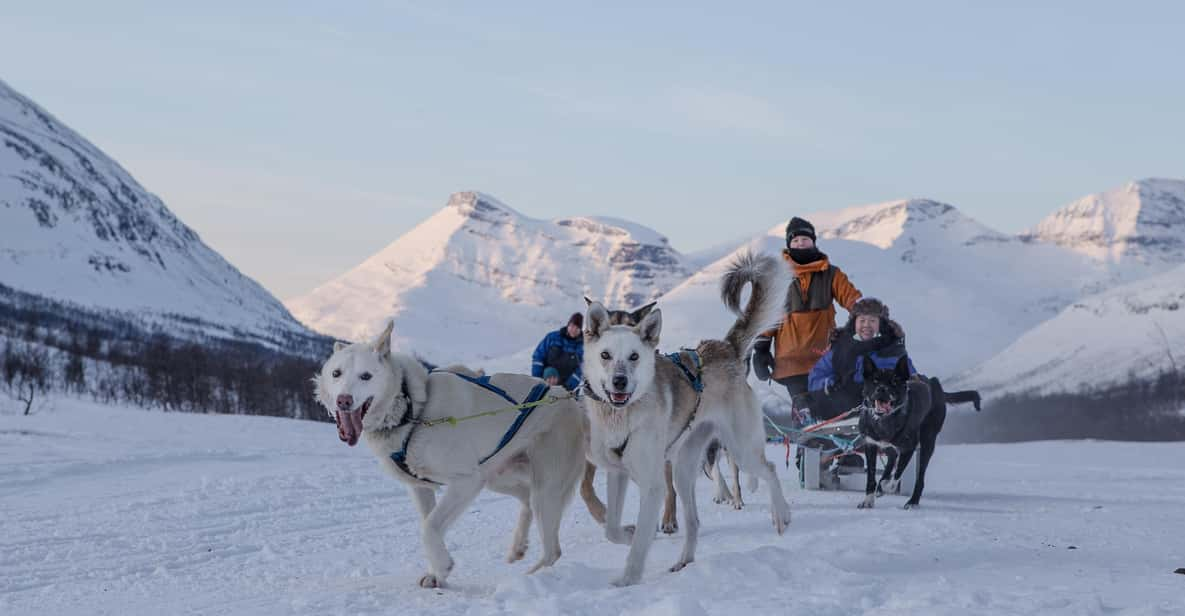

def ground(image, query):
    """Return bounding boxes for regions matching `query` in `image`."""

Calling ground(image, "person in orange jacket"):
[752,216,862,398]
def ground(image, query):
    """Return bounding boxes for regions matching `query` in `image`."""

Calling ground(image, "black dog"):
[856,355,981,509]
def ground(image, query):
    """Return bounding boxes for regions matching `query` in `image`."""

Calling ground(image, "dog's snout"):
[611,375,629,391]
[336,393,354,410]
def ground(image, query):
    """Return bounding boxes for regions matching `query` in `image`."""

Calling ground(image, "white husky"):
[581,252,794,586]
[314,323,586,588]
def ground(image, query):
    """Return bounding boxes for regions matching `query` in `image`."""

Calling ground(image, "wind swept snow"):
[2,399,1183,615]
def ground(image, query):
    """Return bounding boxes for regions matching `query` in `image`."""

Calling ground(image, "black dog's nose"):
[612,375,628,391]
[336,394,354,411]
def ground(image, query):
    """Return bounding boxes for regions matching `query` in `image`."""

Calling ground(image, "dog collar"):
[369,382,418,435]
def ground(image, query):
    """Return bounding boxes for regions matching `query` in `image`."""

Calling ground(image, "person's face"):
[788,235,815,249]
[855,314,881,340]
[545,375,559,386]
[566,323,581,338]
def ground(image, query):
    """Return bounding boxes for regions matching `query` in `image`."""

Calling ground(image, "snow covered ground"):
[3,399,1184,615]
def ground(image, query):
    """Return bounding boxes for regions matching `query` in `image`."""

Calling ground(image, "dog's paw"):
[607,524,635,545]
[857,494,876,509]
[418,574,443,589]
[732,497,744,511]
[712,494,727,504]
[878,478,901,497]
[669,558,693,573]
[507,546,527,563]
[659,520,678,535]
[610,574,640,588]
[903,501,920,510]
[772,505,792,535]
[526,552,560,575]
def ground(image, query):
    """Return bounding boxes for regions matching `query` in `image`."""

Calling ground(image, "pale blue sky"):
[3,1,1183,299]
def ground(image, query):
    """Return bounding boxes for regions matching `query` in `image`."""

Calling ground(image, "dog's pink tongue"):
[336,410,363,447]
[876,401,892,413]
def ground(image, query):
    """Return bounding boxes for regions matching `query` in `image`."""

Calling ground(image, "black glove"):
[752,338,774,381]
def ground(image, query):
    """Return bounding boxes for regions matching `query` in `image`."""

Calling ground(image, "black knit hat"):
[785,217,816,245]
[567,312,583,328]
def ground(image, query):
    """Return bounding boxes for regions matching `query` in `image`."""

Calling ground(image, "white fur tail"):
[719,251,782,357]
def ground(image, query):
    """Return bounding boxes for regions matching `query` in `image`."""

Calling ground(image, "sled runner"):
[766,412,919,493]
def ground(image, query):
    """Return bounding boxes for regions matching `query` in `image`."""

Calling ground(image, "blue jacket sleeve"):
[531,334,550,378]
[808,349,835,392]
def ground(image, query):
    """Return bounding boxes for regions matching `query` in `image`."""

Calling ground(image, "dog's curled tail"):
[720,251,782,358]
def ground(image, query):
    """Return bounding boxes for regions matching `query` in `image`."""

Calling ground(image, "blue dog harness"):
[665,349,704,393]
[447,373,552,465]
[665,349,705,453]
[387,380,438,485]
[389,372,552,483]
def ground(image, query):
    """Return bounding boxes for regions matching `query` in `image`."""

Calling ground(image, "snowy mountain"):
[651,199,1102,379]
[0,78,321,353]
[1023,178,1185,274]
[294,180,1185,395]
[285,192,693,364]
[953,263,1185,396]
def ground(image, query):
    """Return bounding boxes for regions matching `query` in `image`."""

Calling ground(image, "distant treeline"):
[1,285,334,420]
[944,371,1185,443]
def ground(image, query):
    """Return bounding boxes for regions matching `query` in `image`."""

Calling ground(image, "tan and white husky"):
[581,252,794,586]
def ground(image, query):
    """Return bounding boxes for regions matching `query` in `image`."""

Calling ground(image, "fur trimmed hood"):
[833,314,905,342]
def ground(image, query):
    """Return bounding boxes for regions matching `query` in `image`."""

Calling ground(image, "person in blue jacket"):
[531,312,584,391]
[797,297,915,422]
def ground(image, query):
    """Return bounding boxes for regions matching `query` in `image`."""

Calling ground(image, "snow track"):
[2,399,1183,615]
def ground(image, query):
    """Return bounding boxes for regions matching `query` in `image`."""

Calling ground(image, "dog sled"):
[765,409,918,493]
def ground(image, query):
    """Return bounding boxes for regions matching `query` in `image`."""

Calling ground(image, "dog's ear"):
[636,307,662,347]
[630,301,657,323]
[373,320,394,356]
[586,301,610,340]
[584,295,595,307]
[862,355,878,382]
[333,341,347,353]
[894,355,911,381]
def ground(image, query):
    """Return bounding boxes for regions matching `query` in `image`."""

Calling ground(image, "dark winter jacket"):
[531,328,583,391]
[808,319,915,393]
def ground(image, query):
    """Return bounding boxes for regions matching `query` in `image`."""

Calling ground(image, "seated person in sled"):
[795,297,915,423]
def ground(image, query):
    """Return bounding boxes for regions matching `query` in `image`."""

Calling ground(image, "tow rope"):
[388,373,577,482]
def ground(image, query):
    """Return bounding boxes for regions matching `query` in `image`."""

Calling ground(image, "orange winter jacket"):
[761,252,862,379]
